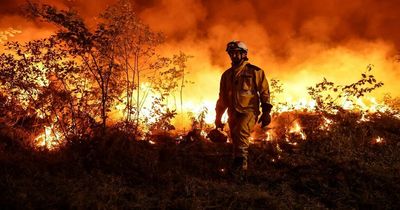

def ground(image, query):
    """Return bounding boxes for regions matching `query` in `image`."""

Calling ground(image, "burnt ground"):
[0,113,400,210]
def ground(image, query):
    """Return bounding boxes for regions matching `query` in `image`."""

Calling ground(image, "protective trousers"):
[228,110,257,170]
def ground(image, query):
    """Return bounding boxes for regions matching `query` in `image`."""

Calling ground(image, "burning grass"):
[1,108,400,209]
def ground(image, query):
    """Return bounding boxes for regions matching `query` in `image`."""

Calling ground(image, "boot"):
[230,157,248,182]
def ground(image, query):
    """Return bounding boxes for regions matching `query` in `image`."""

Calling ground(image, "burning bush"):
[0,1,194,150]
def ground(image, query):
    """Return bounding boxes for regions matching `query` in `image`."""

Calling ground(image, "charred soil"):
[1,112,400,210]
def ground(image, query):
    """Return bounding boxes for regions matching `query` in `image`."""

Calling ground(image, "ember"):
[374,136,384,144]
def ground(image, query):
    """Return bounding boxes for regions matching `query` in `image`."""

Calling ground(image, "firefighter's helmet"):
[226,40,248,53]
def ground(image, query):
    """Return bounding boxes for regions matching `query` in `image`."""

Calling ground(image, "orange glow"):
[1,0,399,150]
[358,113,370,123]
[265,130,273,142]
[0,28,22,43]
[374,136,384,144]
[320,117,333,131]
[34,124,64,150]
[289,121,307,140]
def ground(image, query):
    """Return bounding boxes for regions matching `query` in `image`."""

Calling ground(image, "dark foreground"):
[1,113,400,210]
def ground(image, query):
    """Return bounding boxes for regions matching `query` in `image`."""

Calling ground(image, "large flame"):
[1,1,399,148]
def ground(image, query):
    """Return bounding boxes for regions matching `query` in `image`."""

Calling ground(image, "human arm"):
[215,75,228,128]
[256,70,273,127]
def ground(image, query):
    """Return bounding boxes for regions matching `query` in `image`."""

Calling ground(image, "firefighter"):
[215,40,273,175]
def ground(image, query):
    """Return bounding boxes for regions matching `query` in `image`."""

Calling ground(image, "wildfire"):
[29,87,397,150]
[1,0,399,152]
[358,113,370,123]
[320,117,333,130]
[34,124,64,150]
[289,121,306,140]
[265,130,273,142]
[274,98,317,113]
[249,136,255,144]
[374,136,384,144]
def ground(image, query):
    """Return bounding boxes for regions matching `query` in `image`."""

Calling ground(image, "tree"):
[173,52,193,113]
[100,0,164,130]
[1,1,191,144]
[150,52,193,109]
[27,3,127,133]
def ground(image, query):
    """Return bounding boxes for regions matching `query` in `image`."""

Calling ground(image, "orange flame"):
[374,136,384,144]
[34,124,64,150]
[289,121,306,140]
[320,117,333,130]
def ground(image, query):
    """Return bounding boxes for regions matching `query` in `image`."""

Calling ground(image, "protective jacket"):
[216,61,271,117]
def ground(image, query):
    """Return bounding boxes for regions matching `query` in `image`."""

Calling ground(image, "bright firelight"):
[289,121,307,140]
[374,136,384,144]
[34,124,63,150]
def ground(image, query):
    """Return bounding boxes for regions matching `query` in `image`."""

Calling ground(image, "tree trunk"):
[134,52,140,135]
[180,68,185,113]
[101,86,107,134]
[125,55,131,122]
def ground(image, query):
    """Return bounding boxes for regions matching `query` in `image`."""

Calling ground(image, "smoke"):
[139,0,400,130]
[2,0,398,48]
[1,0,399,101]
[137,0,400,99]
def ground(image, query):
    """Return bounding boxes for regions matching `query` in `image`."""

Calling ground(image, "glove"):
[215,118,225,129]
[258,112,271,128]
[215,110,225,129]
[258,103,273,128]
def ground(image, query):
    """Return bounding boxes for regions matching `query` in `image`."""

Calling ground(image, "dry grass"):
[1,111,400,209]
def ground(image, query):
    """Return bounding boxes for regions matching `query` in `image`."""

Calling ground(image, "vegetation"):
[1,106,399,209]
[1,0,190,142]
[2,60,399,209]
[1,1,400,209]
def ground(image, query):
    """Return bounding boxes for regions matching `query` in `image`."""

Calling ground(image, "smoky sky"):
[1,0,399,57]
[144,0,400,56]
[1,0,399,98]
